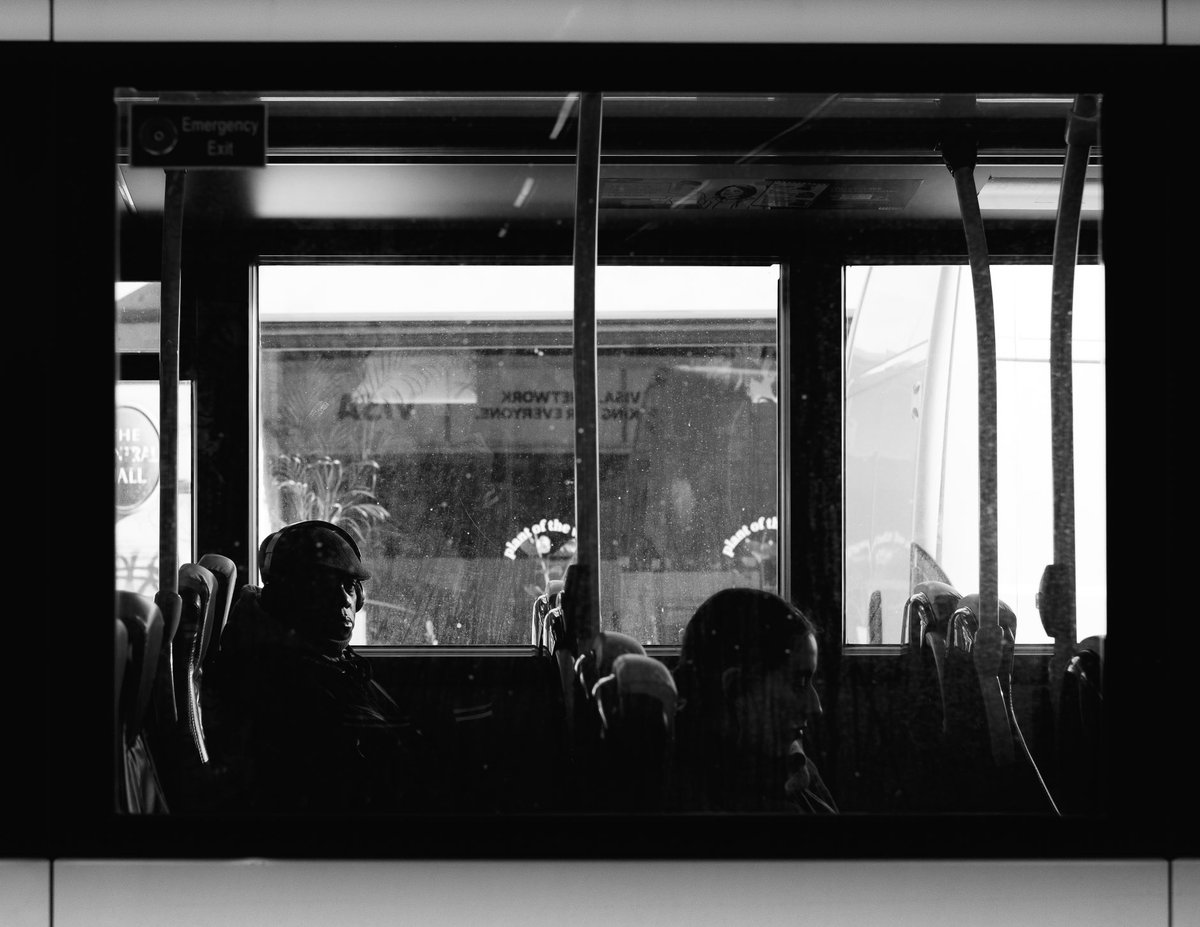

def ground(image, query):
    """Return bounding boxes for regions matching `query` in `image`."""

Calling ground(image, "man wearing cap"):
[210,520,432,813]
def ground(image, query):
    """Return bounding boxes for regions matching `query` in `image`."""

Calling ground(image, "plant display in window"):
[272,454,390,545]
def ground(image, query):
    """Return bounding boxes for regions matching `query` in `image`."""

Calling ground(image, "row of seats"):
[113,553,237,814]
[534,576,679,811]
[900,580,1105,813]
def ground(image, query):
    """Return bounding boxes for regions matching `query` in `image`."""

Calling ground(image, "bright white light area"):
[116,282,151,299]
[258,264,779,321]
[979,177,1103,212]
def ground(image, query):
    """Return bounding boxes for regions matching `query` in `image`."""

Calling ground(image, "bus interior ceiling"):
[116,93,1098,262]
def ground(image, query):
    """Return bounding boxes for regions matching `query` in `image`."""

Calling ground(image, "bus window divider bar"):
[570,91,604,648]
[158,169,186,596]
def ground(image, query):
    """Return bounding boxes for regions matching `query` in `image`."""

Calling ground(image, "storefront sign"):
[116,406,160,512]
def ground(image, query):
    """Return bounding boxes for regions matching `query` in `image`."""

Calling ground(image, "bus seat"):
[197,553,237,677]
[150,590,182,728]
[898,582,960,802]
[950,593,1018,701]
[114,617,128,813]
[142,564,219,811]
[613,653,677,737]
[901,581,960,723]
[175,562,219,766]
[115,591,169,813]
[593,653,678,811]
[1056,634,1106,812]
[585,631,646,716]
[902,581,960,652]
[940,594,1049,811]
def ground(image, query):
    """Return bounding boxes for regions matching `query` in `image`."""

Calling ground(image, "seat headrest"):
[950,593,1017,650]
[178,562,219,661]
[198,553,237,630]
[613,654,677,712]
[902,581,962,649]
[593,630,646,677]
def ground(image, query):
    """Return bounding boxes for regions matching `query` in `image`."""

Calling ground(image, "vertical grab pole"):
[956,168,999,631]
[1042,94,1099,707]
[159,169,186,596]
[571,91,603,651]
[942,98,1012,769]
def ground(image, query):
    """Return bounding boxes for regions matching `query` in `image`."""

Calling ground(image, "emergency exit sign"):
[129,103,267,168]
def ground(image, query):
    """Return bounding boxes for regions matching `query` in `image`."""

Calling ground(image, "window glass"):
[258,264,777,645]
[597,267,779,645]
[844,264,1105,645]
[116,282,161,354]
[115,380,194,594]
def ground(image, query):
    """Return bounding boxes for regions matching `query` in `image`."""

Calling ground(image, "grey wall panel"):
[54,0,1163,44]
[1175,860,1200,927]
[54,860,1168,927]
[1168,0,1200,42]
[0,861,49,927]
[0,0,50,40]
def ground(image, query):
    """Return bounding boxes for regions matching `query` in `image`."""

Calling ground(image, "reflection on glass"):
[115,381,194,594]
[258,264,777,645]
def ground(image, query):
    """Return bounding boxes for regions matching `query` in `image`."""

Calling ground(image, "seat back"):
[1056,633,1106,812]
[896,581,960,809]
[113,618,129,812]
[150,590,182,727]
[115,591,168,813]
[585,631,646,719]
[611,653,677,738]
[175,562,218,764]
[901,581,961,726]
[116,591,164,746]
[592,653,677,811]
[197,553,237,678]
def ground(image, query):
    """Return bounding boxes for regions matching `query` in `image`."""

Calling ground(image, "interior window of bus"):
[843,263,1106,646]
[257,263,779,647]
[116,282,195,594]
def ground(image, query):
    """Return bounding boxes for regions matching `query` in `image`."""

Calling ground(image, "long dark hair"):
[676,587,816,712]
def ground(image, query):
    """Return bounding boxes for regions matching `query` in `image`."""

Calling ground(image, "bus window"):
[257,263,778,646]
[116,282,195,594]
[597,265,779,646]
[844,263,1105,645]
[115,383,194,596]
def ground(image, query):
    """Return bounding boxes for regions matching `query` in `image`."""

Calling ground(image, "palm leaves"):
[272,454,390,545]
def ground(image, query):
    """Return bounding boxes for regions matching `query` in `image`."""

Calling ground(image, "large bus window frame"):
[46,40,1189,859]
